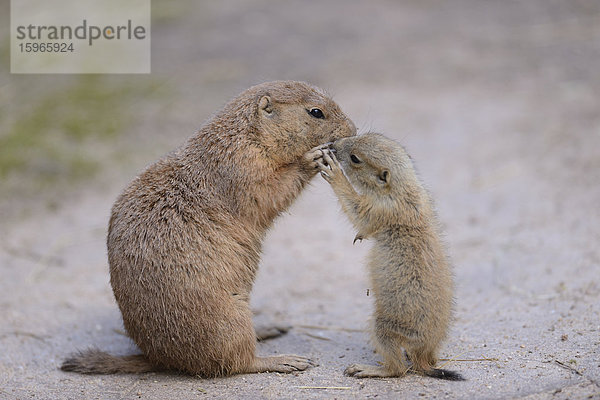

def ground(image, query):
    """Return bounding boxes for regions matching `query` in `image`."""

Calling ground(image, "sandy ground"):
[1,1,600,399]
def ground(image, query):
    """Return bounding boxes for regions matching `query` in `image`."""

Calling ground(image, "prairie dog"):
[316,133,464,380]
[61,81,356,377]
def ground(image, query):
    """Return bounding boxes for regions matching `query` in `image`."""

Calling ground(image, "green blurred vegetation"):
[0,4,179,219]
[0,74,167,218]
[1,76,142,180]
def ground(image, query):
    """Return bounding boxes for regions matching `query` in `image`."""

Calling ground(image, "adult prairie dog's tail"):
[424,368,465,381]
[60,349,159,374]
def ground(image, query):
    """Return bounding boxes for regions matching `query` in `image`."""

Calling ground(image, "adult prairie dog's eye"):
[309,108,325,119]
[350,154,361,164]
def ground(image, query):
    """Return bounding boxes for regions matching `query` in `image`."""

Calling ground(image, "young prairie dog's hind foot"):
[247,355,317,374]
[255,324,291,341]
[345,364,404,378]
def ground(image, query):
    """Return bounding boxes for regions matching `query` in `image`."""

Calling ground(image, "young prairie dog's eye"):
[350,154,362,164]
[308,108,325,119]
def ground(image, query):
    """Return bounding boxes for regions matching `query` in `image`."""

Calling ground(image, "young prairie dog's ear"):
[258,95,273,114]
[378,169,390,184]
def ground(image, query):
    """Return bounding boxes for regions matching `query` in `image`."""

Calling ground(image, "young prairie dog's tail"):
[423,368,465,381]
[60,349,159,374]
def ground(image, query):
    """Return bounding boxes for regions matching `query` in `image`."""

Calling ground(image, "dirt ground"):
[1,1,600,399]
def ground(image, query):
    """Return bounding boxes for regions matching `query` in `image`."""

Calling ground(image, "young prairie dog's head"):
[251,81,356,163]
[332,132,419,192]
[332,132,430,222]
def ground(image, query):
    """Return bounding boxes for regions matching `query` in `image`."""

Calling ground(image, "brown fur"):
[61,81,356,377]
[316,133,464,381]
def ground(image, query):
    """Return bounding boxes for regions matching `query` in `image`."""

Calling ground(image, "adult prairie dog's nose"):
[346,118,357,136]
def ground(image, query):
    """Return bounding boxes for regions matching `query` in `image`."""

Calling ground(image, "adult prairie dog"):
[61,81,356,377]
[316,133,464,380]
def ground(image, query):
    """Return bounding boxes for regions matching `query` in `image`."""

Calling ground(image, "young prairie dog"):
[61,81,356,377]
[316,133,464,381]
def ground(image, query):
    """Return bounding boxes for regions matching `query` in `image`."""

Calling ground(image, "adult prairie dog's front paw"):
[303,143,333,171]
[316,149,343,184]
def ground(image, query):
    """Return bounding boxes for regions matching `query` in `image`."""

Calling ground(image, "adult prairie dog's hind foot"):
[255,324,291,341]
[247,355,317,374]
[345,363,402,378]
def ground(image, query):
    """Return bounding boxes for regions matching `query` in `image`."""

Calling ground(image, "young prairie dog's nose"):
[332,137,349,152]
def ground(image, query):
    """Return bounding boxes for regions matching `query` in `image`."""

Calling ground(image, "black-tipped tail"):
[424,368,465,381]
[61,348,158,374]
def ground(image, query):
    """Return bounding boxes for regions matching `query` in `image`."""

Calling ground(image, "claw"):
[353,234,363,244]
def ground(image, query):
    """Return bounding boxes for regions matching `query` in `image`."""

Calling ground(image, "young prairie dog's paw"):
[316,149,344,184]
[303,143,333,170]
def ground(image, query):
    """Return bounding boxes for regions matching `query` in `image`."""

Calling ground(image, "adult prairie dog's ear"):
[378,169,390,184]
[259,95,273,114]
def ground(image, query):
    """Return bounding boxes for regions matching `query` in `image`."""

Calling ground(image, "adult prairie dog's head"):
[332,132,430,223]
[224,81,356,164]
